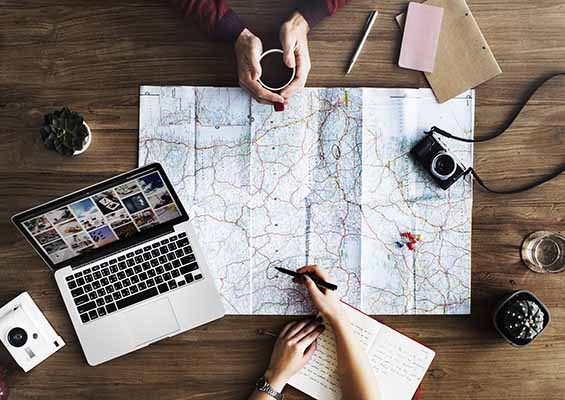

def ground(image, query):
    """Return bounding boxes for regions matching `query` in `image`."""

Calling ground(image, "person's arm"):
[296,0,350,30]
[278,0,349,99]
[278,12,311,100]
[170,0,284,104]
[331,313,382,400]
[171,0,245,43]
[297,265,382,400]
[248,319,325,400]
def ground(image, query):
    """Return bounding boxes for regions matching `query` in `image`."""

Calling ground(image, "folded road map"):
[139,86,474,315]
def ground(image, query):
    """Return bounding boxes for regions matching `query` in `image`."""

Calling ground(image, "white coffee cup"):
[258,49,296,111]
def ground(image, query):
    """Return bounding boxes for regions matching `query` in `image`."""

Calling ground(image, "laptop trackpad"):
[125,298,180,347]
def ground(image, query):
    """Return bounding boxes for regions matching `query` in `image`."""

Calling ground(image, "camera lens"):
[431,152,457,180]
[7,327,28,348]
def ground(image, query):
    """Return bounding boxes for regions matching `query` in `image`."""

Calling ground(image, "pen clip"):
[363,10,376,30]
[362,13,372,30]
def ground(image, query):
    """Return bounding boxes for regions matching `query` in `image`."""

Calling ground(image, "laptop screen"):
[13,164,188,271]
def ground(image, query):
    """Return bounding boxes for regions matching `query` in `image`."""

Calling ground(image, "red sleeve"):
[172,0,245,43]
[297,0,349,28]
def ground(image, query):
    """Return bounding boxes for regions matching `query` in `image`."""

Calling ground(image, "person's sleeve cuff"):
[211,9,246,43]
[297,0,332,28]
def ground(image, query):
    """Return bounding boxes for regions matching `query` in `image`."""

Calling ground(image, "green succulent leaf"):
[39,107,89,156]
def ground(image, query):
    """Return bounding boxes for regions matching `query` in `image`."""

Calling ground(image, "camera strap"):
[424,126,564,193]
[425,73,565,194]
[429,125,500,143]
[463,166,565,195]
[430,73,565,143]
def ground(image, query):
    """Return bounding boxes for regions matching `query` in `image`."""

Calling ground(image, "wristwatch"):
[255,376,284,400]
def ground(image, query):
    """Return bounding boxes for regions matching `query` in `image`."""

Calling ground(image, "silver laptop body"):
[12,164,225,366]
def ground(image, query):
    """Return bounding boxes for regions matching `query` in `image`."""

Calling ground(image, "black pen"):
[275,267,338,291]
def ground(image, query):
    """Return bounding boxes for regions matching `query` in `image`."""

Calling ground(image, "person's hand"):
[235,28,285,105]
[296,265,346,326]
[279,12,311,100]
[263,318,325,391]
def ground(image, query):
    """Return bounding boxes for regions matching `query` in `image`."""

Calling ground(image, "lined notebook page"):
[369,325,436,400]
[288,307,381,400]
[288,304,435,400]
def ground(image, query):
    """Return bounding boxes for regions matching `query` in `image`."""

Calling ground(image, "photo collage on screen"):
[22,171,182,265]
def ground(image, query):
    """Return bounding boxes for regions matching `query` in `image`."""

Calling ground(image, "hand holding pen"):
[275,266,338,291]
[278,265,346,326]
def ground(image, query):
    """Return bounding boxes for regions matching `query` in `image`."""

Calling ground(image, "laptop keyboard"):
[65,232,203,324]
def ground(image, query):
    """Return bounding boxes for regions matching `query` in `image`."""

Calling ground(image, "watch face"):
[256,377,266,389]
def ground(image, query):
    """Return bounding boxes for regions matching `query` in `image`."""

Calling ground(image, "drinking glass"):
[521,231,565,273]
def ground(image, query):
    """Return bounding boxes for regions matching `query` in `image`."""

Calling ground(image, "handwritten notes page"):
[370,325,435,399]
[288,326,342,400]
[288,307,381,400]
[288,303,435,400]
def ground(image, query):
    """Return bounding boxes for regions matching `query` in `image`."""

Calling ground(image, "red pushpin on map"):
[400,232,419,251]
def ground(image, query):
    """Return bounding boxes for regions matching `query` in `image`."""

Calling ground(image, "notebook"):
[397,0,502,103]
[288,303,435,400]
[399,2,444,73]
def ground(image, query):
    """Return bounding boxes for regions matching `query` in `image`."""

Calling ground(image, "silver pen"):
[346,10,379,75]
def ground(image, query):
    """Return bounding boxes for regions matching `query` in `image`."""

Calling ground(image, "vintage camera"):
[0,292,65,372]
[411,132,467,190]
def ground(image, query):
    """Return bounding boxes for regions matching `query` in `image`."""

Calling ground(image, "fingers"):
[303,275,325,303]
[292,317,324,342]
[292,276,305,285]
[297,265,335,283]
[236,30,285,105]
[279,76,305,99]
[243,34,263,81]
[248,49,262,81]
[279,58,308,99]
[281,37,296,69]
[280,46,310,100]
[279,321,296,338]
[297,265,315,274]
[280,22,297,68]
[299,327,324,350]
[240,79,285,104]
[238,50,262,83]
[285,319,310,339]
[304,340,318,359]
[286,319,324,352]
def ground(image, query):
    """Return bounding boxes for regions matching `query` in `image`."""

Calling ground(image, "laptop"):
[12,163,225,366]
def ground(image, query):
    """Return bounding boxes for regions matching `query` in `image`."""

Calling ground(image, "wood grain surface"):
[0,1,564,399]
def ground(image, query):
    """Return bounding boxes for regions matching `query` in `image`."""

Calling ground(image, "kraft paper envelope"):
[397,0,502,103]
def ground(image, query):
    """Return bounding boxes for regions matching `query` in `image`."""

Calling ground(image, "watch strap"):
[256,376,284,400]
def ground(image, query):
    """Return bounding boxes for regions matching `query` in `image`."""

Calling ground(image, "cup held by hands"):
[258,49,296,112]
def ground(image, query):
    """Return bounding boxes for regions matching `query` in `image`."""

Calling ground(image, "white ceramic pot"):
[73,121,92,156]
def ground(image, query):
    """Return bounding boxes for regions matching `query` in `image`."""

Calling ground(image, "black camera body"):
[411,133,467,190]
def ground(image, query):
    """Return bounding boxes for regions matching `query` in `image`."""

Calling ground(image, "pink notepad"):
[399,2,444,73]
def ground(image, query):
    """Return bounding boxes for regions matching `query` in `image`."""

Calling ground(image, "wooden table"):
[1,0,564,398]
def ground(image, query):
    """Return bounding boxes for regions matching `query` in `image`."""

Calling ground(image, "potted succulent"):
[40,107,92,156]
[0,366,8,400]
[493,290,550,347]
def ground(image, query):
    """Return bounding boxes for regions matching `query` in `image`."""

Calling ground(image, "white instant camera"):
[0,292,65,372]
